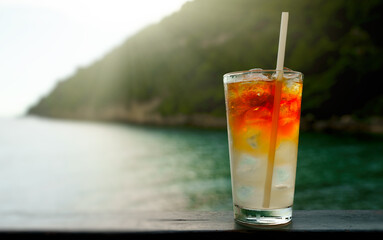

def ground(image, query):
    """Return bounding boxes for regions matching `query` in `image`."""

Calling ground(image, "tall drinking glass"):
[223,69,303,226]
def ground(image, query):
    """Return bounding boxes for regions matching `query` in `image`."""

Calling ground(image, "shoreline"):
[299,115,383,135]
[25,113,383,135]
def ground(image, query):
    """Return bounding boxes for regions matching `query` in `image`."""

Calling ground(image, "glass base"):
[234,205,292,226]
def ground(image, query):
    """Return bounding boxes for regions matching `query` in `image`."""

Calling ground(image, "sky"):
[0,0,191,117]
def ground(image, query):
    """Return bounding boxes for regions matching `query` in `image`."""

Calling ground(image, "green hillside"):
[28,0,383,127]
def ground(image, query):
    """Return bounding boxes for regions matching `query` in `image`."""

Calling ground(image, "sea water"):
[0,117,382,214]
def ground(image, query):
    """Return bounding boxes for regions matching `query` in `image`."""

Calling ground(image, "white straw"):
[262,12,290,208]
[276,12,289,79]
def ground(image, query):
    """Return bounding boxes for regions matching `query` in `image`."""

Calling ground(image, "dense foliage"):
[28,0,383,122]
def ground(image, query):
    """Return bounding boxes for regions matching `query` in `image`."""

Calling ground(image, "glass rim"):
[223,69,302,78]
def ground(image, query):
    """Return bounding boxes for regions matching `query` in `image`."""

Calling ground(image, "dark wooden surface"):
[0,210,382,237]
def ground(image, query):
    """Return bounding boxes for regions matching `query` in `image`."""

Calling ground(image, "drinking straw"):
[263,12,289,208]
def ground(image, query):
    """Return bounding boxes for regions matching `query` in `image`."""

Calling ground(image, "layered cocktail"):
[224,69,303,225]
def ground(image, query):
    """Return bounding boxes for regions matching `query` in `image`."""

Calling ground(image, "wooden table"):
[0,210,382,238]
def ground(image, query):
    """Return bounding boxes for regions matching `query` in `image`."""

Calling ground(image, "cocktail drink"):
[224,69,303,225]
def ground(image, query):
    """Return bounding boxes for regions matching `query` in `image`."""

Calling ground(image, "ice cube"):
[272,165,294,190]
[243,68,269,81]
[248,73,269,81]
[236,185,254,202]
[246,134,259,149]
[283,79,301,94]
[283,71,301,80]
[274,166,291,183]
[236,154,259,176]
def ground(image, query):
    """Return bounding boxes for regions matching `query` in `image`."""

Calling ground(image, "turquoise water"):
[295,132,383,209]
[0,117,382,214]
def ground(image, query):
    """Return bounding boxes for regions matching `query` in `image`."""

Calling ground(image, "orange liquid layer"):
[226,79,302,152]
